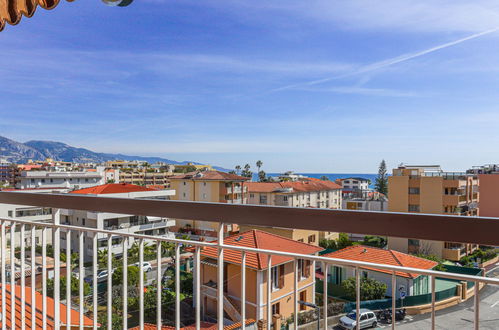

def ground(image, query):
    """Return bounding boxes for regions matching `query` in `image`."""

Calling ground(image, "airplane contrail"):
[271,27,499,93]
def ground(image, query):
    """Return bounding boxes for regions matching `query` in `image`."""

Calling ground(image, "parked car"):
[338,309,378,329]
[134,261,153,272]
[96,269,114,282]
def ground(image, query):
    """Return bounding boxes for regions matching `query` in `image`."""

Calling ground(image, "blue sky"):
[1,0,499,172]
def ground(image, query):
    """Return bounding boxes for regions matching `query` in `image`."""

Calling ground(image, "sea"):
[251,173,378,188]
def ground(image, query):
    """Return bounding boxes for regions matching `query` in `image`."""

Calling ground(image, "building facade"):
[17,169,105,190]
[387,165,478,261]
[196,230,321,323]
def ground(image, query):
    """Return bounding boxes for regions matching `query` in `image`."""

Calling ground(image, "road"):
[333,267,499,330]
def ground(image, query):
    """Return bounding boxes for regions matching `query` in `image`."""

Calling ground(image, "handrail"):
[1,191,499,246]
[2,217,498,286]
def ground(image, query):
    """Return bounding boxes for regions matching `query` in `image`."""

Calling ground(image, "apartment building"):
[0,163,15,186]
[243,180,342,242]
[387,165,478,261]
[467,164,499,218]
[63,183,175,260]
[16,168,105,189]
[119,169,170,188]
[169,170,249,235]
[196,230,321,323]
[338,177,371,198]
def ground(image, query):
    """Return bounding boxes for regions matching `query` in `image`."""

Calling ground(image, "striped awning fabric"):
[0,0,73,32]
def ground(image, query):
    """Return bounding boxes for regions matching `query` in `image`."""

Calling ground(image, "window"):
[308,235,316,244]
[408,204,420,212]
[259,195,267,205]
[297,239,304,243]
[299,291,307,310]
[297,259,310,280]
[362,271,368,278]
[41,179,45,183]
[30,179,35,183]
[50,178,53,183]
[203,182,207,186]
[409,187,420,194]
[283,196,288,202]
[272,302,280,316]
[82,218,86,226]
[271,265,285,290]
[7,211,12,217]
[360,314,368,321]
[250,193,254,198]
[85,178,88,182]
[183,192,186,197]
[183,182,186,186]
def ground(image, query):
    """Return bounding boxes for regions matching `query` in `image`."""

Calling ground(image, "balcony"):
[0,191,497,329]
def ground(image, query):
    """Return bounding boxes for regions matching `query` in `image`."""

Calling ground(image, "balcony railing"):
[0,191,498,329]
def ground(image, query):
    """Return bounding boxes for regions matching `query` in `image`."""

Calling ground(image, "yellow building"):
[387,165,479,261]
[169,170,249,235]
[174,162,213,172]
[196,230,321,324]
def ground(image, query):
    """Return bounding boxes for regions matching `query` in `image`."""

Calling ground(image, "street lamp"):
[298,300,320,330]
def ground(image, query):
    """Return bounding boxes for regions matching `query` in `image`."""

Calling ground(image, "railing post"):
[53,208,61,329]
[266,254,272,330]
[176,242,181,330]
[66,229,72,328]
[92,232,98,330]
[431,275,436,330]
[355,267,360,330]
[1,220,6,330]
[42,226,47,330]
[217,223,224,330]
[139,238,145,330]
[195,246,201,330]
[241,251,246,330]
[392,271,396,330]
[323,262,328,330]
[474,281,479,330]
[20,224,26,330]
[123,236,128,330]
[30,225,36,330]
[294,259,298,329]
[79,231,84,329]
[10,222,16,330]
[157,239,162,329]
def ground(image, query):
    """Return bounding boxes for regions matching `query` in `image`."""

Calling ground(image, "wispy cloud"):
[271,27,499,93]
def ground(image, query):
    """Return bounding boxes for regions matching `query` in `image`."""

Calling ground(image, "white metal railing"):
[0,192,498,329]
[0,215,497,329]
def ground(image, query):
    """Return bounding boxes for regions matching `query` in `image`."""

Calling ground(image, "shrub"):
[341,277,387,301]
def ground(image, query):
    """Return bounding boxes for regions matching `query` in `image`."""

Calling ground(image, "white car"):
[134,262,153,272]
[338,309,378,329]
[96,269,114,282]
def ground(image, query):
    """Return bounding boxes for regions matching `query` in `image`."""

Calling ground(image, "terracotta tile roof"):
[170,170,249,181]
[70,183,158,195]
[0,0,71,32]
[0,284,94,328]
[133,319,256,330]
[198,230,322,270]
[246,180,341,193]
[323,245,438,279]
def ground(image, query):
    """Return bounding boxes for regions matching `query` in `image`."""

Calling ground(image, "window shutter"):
[304,260,311,277]
[279,265,285,288]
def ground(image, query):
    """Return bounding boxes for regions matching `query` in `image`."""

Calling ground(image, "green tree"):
[341,277,387,301]
[374,159,388,195]
[112,265,142,286]
[60,252,79,269]
[241,164,252,178]
[414,253,446,271]
[320,176,330,181]
[256,160,263,173]
[319,233,353,250]
[258,170,267,182]
[362,236,387,248]
[235,165,241,175]
[47,275,91,299]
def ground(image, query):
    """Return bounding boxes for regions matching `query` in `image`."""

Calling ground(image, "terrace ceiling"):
[0,0,71,31]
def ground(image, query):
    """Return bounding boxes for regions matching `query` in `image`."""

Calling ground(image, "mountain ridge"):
[0,136,228,171]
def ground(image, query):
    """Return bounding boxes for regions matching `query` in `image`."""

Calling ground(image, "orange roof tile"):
[70,183,158,195]
[170,171,249,181]
[246,180,341,193]
[323,245,438,279]
[198,230,322,270]
[133,319,256,330]
[0,284,94,328]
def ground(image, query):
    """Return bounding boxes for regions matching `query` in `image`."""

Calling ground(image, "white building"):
[17,168,105,190]
[61,183,176,260]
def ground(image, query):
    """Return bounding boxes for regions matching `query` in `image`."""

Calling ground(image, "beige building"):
[243,180,342,242]
[169,170,249,235]
[119,169,171,188]
[387,165,478,261]
[196,230,321,324]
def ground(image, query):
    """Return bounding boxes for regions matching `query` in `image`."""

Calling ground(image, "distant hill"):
[0,136,228,171]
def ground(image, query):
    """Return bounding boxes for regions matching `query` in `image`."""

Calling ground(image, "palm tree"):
[97,249,108,268]
[61,252,79,269]
[256,160,263,173]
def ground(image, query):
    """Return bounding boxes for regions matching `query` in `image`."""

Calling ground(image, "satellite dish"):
[102,0,134,7]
